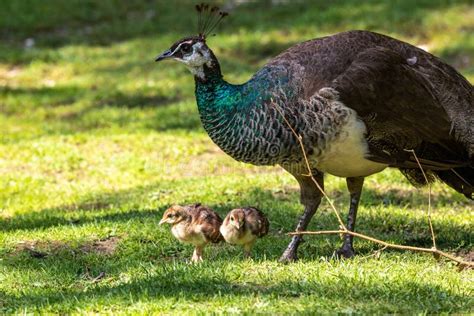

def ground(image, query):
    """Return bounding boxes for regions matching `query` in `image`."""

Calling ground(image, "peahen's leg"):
[279,171,323,263]
[336,176,364,258]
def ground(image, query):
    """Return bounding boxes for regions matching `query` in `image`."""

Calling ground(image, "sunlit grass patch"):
[0,0,473,313]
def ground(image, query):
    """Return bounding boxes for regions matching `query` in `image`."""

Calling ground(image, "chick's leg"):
[279,171,323,263]
[192,245,204,262]
[243,241,255,258]
[336,176,364,258]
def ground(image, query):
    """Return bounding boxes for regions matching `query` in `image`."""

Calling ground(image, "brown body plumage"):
[220,207,269,257]
[159,203,223,262]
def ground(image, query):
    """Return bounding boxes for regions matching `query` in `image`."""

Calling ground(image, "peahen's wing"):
[330,46,470,169]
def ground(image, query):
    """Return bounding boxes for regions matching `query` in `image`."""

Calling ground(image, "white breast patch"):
[313,108,387,178]
[171,222,207,246]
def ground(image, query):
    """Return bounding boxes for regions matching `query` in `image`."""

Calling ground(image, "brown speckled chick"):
[220,207,269,257]
[159,204,223,262]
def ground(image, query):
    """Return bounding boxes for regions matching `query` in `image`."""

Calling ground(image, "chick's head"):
[228,208,245,230]
[159,205,187,225]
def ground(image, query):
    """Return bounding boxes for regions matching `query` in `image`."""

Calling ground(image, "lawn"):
[0,0,473,313]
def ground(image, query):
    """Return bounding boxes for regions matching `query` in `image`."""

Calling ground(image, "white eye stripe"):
[171,40,194,56]
[169,45,181,56]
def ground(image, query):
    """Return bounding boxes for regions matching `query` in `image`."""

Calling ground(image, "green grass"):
[1,0,473,313]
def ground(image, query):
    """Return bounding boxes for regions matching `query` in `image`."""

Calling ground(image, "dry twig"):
[271,100,473,269]
[288,230,471,267]
[404,149,436,249]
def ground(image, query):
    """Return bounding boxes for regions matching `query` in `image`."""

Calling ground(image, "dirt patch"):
[60,201,113,212]
[14,240,70,258]
[13,236,121,258]
[457,249,474,263]
[80,236,120,256]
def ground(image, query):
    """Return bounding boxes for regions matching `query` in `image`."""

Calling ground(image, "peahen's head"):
[155,3,227,81]
[155,36,219,80]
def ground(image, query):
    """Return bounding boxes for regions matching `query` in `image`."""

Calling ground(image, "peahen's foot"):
[335,244,355,259]
[279,246,298,263]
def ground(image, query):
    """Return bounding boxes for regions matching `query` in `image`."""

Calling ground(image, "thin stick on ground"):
[270,100,473,269]
[289,230,472,267]
[404,149,436,249]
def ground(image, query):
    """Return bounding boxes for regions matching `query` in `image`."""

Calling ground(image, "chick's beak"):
[159,218,166,225]
[155,49,173,62]
[231,220,241,230]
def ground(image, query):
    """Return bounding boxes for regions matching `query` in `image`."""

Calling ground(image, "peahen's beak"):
[155,49,173,62]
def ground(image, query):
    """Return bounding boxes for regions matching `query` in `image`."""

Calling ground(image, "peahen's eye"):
[230,217,234,221]
[181,44,192,53]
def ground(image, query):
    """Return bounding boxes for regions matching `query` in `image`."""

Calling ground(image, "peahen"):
[155,5,473,262]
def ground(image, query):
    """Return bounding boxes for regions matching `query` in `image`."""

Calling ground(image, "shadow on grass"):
[2,179,472,312]
[2,181,471,249]
[0,0,470,63]
[1,1,465,46]
[1,268,469,313]
[95,92,180,108]
[0,1,195,48]
[0,82,203,136]
[0,86,82,114]
[231,0,469,36]
[1,85,179,111]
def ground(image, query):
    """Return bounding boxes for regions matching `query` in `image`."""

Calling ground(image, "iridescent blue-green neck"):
[193,61,290,165]
[193,58,309,166]
[194,66,241,110]
[194,64,247,133]
[195,77,240,142]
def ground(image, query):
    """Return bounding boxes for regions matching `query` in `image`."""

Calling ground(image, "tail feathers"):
[400,167,473,200]
[436,167,473,200]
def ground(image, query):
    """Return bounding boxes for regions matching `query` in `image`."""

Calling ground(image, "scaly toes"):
[335,245,355,259]
[279,248,298,263]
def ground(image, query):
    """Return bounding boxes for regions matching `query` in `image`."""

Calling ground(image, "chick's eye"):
[230,217,234,221]
[168,214,174,218]
[181,44,192,53]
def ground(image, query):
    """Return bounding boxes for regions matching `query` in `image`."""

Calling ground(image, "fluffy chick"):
[159,203,223,262]
[220,207,269,257]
